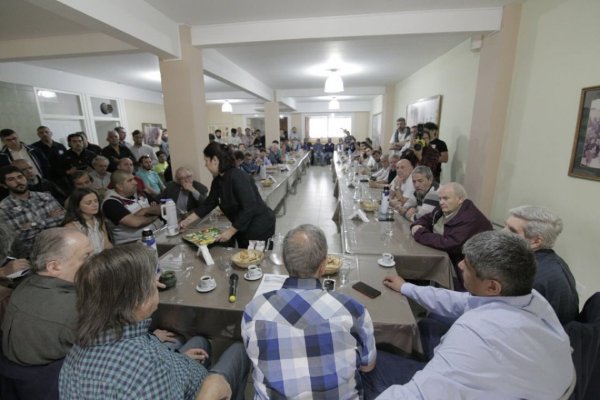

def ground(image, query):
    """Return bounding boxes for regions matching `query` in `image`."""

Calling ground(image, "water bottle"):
[160,198,179,235]
[380,185,390,215]
[142,228,157,250]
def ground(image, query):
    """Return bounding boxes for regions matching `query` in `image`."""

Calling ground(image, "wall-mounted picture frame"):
[141,122,163,146]
[406,95,443,127]
[568,85,600,181]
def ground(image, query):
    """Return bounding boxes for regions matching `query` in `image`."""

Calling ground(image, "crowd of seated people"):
[0,119,586,399]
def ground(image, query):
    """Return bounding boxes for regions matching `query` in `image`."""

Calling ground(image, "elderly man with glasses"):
[161,167,208,216]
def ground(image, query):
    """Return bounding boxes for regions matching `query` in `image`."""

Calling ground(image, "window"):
[308,115,352,139]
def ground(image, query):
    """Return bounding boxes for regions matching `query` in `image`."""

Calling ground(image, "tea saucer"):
[244,272,263,281]
[377,258,396,268]
[195,282,217,293]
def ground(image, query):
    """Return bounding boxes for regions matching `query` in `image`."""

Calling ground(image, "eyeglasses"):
[177,175,193,181]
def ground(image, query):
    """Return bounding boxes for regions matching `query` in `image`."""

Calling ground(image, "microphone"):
[228,273,239,303]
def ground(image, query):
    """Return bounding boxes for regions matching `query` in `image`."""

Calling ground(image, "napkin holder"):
[348,209,370,222]
[197,244,215,265]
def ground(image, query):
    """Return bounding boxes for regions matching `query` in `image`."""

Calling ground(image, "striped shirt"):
[242,278,376,399]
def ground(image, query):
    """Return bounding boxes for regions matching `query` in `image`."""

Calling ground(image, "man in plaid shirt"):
[242,224,377,399]
[0,166,64,250]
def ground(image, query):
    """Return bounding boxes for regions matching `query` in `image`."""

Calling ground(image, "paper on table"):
[253,274,288,298]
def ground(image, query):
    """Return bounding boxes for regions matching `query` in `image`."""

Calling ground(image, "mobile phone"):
[323,278,336,292]
[352,281,381,299]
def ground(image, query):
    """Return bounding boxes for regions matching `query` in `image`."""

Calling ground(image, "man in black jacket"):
[161,167,208,217]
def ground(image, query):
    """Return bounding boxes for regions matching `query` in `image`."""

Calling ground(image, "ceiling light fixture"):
[328,97,340,110]
[221,100,233,113]
[324,69,344,93]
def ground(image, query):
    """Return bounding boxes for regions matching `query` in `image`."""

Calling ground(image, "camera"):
[413,138,426,151]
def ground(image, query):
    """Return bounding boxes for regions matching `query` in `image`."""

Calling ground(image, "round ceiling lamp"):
[324,69,344,93]
[221,100,233,113]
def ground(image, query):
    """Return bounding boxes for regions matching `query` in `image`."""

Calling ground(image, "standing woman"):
[180,142,276,248]
[63,188,113,254]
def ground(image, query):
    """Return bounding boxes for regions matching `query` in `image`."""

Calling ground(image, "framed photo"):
[141,122,163,146]
[568,85,600,181]
[406,95,442,127]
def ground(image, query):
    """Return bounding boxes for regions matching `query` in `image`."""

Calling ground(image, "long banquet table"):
[154,244,421,355]
[332,153,454,289]
[153,149,456,356]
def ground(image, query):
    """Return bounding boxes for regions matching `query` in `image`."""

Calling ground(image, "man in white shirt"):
[389,118,411,155]
[389,159,415,208]
[228,128,242,147]
[363,230,575,400]
[130,130,157,165]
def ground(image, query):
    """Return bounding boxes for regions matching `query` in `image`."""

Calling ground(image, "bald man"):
[410,183,492,288]
[389,159,415,208]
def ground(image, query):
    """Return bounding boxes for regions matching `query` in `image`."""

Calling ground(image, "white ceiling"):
[1,0,523,112]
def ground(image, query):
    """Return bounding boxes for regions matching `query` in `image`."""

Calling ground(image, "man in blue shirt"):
[136,155,165,197]
[242,224,376,399]
[363,230,574,399]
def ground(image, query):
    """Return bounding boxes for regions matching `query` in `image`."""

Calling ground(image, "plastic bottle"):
[380,185,390,215]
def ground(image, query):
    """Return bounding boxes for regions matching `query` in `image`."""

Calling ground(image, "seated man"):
[505,205,579,324]
[388,158,415,208]
[136,155,165,197]
[12,158,67,204]
[370,154,401,188]
[89,155,111,194]
[240,152,259,175]
[161,167,208,216]
[60,244,250,400]
[398,165,439,222]
[363,231,575,399]
[71,170,93,190]
[324,137,335,164]
[0,166,65,250]
[256,148,272,167]
[102,170,163,245]
[268,141,282,165]
[411,182,492,269]
[366,149,382,171]
[242,224,376,399]
[2,228,93,365]
[370,154,391,184]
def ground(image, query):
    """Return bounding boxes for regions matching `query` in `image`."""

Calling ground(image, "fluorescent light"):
[328,97,340,110]
[221,100,233,113]
[37,90,57,99]
[324,70,344,93]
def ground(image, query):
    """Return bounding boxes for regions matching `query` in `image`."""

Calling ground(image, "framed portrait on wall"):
[406,95,443,127]
[141,123,163,146]
[568,85,600,181]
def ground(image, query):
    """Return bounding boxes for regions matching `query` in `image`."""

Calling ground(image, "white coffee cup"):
[199,275,216,290]
[382,253,394,263]
[247,265,263,279]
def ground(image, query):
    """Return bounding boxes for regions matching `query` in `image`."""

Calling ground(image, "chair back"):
[564,292,600,400]
[0,350,63,400]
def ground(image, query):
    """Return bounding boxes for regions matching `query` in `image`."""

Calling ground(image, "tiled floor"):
[274,164,342,252]
[216,164,341,398]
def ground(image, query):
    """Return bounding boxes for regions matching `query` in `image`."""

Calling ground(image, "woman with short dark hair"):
[180,142,276,248]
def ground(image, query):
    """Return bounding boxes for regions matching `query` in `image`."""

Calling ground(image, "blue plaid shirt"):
[242,278,376,399]
[59,319,208,400]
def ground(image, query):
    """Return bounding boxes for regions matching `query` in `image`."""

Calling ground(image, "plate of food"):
[260,179,273,187]
[183,227,221,247]
[231,249,264,268]
[360,200,378,212]
[323,254,343,275]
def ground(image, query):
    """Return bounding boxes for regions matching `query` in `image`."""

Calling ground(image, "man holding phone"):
[362,231,574,400]
[242,224,376,399]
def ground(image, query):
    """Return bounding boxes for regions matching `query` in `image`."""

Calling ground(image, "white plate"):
[244,272,263,281]
[195,283,217,293]
[377,258,396,268]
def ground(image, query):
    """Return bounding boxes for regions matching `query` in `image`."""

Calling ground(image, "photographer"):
[400,125,440,177]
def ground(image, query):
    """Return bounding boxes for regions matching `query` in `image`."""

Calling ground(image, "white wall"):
[493,0,600,302]
[394,39,480,183]
[124,99,166,133]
